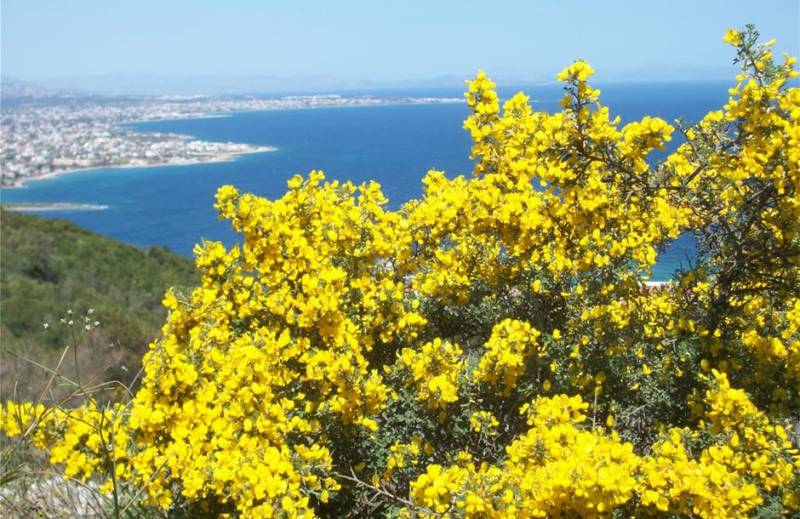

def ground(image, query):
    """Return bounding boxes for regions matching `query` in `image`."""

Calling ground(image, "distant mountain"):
[0,76,61,98]
[5,73,543,97]
[2,64,737,100]
[0,76,94,109]
[13,73,382,97]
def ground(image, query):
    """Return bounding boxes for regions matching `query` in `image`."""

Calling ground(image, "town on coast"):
[1,86,461,188]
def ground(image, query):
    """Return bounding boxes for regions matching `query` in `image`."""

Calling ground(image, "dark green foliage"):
[0,210,196,401]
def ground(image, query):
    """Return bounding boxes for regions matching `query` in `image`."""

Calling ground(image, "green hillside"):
[0,210,197,401]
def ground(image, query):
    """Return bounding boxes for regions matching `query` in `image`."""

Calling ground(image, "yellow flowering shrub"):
[2,26,799,518]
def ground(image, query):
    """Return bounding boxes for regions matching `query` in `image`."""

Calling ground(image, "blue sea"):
[1,82,731,280]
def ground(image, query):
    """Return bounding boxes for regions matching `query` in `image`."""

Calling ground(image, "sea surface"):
[1,81,732,280]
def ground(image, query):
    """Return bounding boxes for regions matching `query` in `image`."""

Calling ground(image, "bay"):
[0,81,731,280]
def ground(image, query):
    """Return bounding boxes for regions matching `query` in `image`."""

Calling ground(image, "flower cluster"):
[408,377,799,518]
[473,318,542,392]
[397,338,464,410]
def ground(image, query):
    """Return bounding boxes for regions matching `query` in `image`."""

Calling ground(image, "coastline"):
[2,202,110,212]
[118,97,463,126]
[3,96,462,191]
[3,145,275,189]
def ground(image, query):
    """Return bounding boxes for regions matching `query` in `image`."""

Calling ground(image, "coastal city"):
[0,90,461,187]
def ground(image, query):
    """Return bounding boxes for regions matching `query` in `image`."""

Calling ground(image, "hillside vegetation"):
[0,210,196,400]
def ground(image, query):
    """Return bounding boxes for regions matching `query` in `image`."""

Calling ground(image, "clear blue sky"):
[2,0,798,87]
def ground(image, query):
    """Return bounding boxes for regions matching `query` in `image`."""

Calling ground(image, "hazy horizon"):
[0,71,741,98]
[2,0,798,95]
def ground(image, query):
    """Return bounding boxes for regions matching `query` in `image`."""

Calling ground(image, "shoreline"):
[3,96,463,191]
[2,202,110,212]
[3,145,275,189]
[118,97,463,126]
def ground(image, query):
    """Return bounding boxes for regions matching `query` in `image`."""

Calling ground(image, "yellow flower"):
[724,28,742,46]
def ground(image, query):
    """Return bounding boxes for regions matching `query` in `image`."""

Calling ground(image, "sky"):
[2,0,799,94]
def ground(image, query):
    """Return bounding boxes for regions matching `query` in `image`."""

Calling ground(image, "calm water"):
[1,82,731,280]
